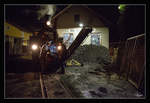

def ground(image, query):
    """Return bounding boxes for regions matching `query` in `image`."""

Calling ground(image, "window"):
[91,33,100,45]
[63,33,74,49]
[74,14,80,24]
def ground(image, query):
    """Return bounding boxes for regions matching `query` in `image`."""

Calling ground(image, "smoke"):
[6,5,57,32]
[37,5,56,20]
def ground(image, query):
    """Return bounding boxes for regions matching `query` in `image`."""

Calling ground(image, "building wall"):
[56,6,109,48]
[92,27,109,48]
[57,27,109,48]
[4,22,33,55]
[56,6,105,29]
[5,22,32,41]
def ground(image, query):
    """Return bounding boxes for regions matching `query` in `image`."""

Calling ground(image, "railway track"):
[39,72,47,98]
[39,73,73,99]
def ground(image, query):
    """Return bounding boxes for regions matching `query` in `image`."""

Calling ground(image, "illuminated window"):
[91,33,100,45]
[63,33,74,49]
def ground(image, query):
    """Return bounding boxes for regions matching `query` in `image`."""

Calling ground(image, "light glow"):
[79,23,83,27]
[118,4,126,11]
[57,45,62,50]
[32,44,38,50]
[46,21,51,26]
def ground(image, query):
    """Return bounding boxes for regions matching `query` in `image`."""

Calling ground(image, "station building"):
[53,5,110,49]
[4,22,32,56]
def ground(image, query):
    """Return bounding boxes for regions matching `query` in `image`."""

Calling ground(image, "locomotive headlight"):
[32,44,38,50]
[57,45,62,51]
[46,21,51,26]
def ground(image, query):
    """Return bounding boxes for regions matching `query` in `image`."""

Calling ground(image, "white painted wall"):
[57,27,109,48]
[92,27,109,48]
[55,6,109,48]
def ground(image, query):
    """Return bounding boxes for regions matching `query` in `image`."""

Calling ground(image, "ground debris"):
[62,63,144,99]
[69,45,111,64]
[53,91,65,96]
[89,91,102,97]
[98,87,108,94]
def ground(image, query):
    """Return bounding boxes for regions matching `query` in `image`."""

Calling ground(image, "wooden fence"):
[110,34,145,93]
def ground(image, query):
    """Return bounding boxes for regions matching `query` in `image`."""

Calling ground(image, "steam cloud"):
[37,5,56,21]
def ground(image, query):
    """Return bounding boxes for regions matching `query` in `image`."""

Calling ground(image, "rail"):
[40,73,73,98]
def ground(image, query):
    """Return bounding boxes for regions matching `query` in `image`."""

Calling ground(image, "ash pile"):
[69,45,111,65]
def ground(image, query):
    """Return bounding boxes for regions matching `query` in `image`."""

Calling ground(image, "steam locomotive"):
[29,21,92,74]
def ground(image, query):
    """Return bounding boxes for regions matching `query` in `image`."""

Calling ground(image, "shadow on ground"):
[5,55,41,73]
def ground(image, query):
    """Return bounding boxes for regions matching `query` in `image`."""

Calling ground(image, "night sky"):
[5,5,145,42]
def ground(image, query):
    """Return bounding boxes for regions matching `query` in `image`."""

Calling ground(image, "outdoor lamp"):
[79,23,83,27]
